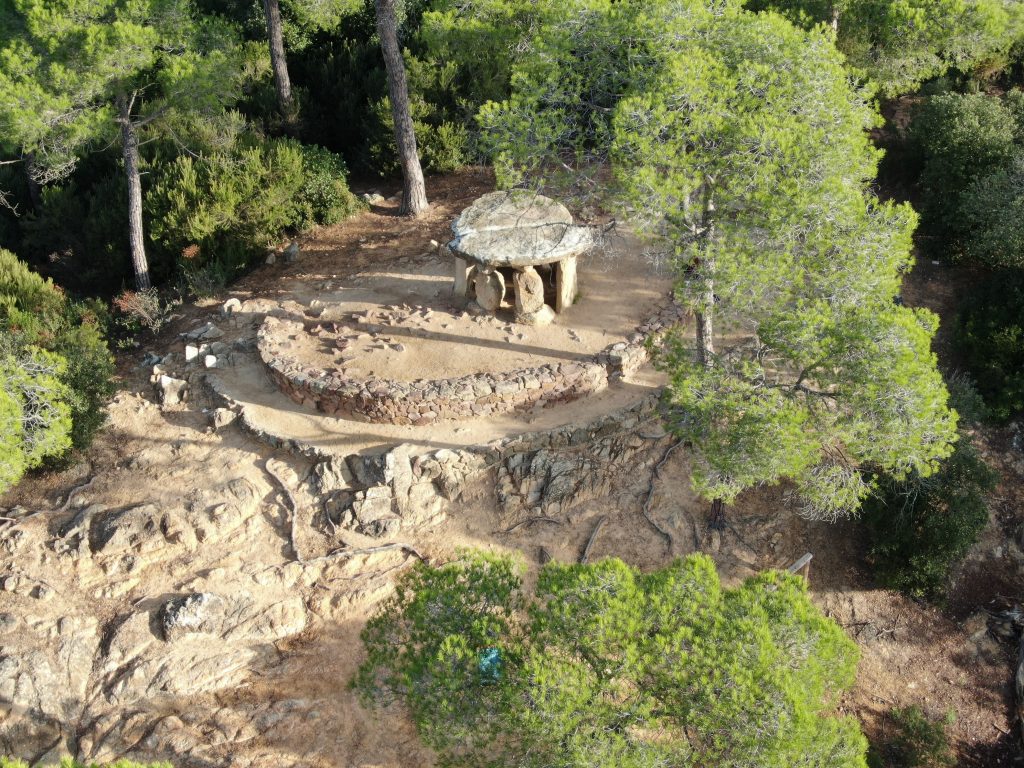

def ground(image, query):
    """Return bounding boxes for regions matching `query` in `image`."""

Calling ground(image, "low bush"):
[955,270,1024,421]
[867,706,956,768]
[111,287,181,347]
[0,248,115,479]
[958,152,1024,268]
[146,138,360,290]
[294,143,362,228]
[909,92,1021,257]
[1,759,172,768]
[862,439,996,599]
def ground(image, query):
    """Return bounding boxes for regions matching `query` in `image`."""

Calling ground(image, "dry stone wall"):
[256,301,686,425]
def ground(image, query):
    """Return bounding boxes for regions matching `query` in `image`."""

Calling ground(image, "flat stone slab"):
[449,190,596,268]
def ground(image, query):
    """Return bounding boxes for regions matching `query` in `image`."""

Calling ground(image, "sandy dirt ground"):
[0,169,1022,767]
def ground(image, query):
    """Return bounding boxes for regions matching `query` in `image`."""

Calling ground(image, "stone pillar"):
[514,266,554,326]
[474,268,505,312]
[452,254,474,298]
[556,255,578,312]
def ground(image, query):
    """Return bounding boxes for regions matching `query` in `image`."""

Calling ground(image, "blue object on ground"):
[478,647,502,683]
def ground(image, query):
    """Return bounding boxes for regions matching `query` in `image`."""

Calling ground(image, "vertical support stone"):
[474,268,505,312]
[556,255,578,313]
[451,251,473,298]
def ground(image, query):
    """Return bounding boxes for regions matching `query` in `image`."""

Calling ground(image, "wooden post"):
[787,552,813,582]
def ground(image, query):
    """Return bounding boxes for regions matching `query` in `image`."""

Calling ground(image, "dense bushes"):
[356,552,868,768]
[910,91,1024,260]
[0,249,115,491]
[867,706,956,768]
[862,438,996,599]
[145,138,360,292]
[955,271,1024,420]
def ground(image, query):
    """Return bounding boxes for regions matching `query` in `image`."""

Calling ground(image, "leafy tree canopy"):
[480,0,957,519]
[0,0,260,185]
[356,551,868,768]
[0,247,113,485]
[746,0,1024,97]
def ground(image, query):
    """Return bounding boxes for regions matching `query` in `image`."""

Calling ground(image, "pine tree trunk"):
[263,0,295,122]
[694,292,714,369]
[24,152,43,211]
[375,0,428,216]
[117,96,151,291]
[830,7,839,32]
[694,189,722,525]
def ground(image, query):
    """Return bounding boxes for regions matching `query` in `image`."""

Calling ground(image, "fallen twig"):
[641,440,680,550]
[58,473,97,513]
[265,458,303,563]
[305,542,426,565]
[494,516,561,534]
[580,516,607,564]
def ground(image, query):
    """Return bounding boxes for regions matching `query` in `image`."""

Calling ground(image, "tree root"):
[494,516,561,534]
[58,472,97,513]
[641,440,680,550]
[580,516,607,563]
[306,542,426,565]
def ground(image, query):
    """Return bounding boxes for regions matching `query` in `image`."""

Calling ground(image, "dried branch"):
[580,515,607,563]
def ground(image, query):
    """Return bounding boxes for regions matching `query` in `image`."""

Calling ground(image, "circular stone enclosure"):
[257,243,682,426]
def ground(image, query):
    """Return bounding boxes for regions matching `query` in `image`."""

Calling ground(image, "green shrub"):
[294,143,362,228]
[910,93,1019,254]
[958,152,1024,268]
[17,173,132,293]
[146,138,358,286]
[0,248,115,468]
[955,270,1024,421]
[356,551,868,768]
[863,439,996,599]
[0,759,173,768]
[867,706,956,768]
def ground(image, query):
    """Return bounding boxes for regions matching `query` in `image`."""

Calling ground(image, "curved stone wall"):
[257,300,685,425]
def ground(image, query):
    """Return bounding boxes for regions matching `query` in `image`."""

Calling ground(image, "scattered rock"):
[186,323,224,341]
[312,459,352,494]
[156,375,188,405]
[221,297,242,317]
[210,408,237,430]
[284,241,300,263]
[162,593,228,642]
[184,344,200,362]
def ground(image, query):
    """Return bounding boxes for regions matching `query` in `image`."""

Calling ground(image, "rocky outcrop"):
[308,394,668,538]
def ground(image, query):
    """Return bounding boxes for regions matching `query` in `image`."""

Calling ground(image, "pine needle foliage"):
[355,551,868,768]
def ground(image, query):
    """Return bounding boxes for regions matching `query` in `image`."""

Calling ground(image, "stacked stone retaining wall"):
[256,300,686,425]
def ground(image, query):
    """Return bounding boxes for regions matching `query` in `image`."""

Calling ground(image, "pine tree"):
[480,0,957,519]
[0,0,254,289]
